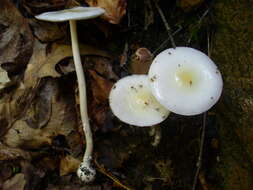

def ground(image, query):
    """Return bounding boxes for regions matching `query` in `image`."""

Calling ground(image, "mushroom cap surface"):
[148,47,223,116]
[109,75,170,127]
[35,6,105,22]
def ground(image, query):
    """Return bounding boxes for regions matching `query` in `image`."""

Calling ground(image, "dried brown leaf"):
[46,184,102,190]
[199,172,213,190]
[88,70,113,104]
[0,143,31,161]
[0,66,10,90]
[94,106,108,127]
[0,40,109,149]
[86,56,118,80]
[3,173,26,190]
[24,40,110,88]
[0,163,13,185]
[21,0,67,15]
[129,48,153,74]
[0,0,34,73]
[86,0,127,24]
[60,155,80,176]
[29,19,66,42]
[88,70,113,128]
[0,79,41,137]
[178,0,204,11]
[3,119,53,148]
[2,79,78,149]
[20,160,46,187]
[38,157,59,171]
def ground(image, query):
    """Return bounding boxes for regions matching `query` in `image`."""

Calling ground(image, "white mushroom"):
[148,47,223,116]
[109,75,170,126]
[35,7,105,183]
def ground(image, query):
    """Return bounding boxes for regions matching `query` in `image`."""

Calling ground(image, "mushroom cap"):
[148,47,223,116]
[109,75,170,127]
[35,6,105,22]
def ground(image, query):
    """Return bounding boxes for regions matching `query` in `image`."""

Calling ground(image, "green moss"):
[212,0,253,189]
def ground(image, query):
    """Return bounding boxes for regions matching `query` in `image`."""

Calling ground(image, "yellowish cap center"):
[174,67,198,89]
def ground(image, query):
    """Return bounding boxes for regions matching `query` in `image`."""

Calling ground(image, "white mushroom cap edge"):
[148,47,223,116]
[35,6,105,22]
[109,75,170,127]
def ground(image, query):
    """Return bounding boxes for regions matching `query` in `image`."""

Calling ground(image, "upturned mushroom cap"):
[109,75,170,127]
[148,47,223,116]
[35,6,105,22]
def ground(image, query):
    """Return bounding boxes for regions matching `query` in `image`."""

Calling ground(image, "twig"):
[192,112,207,190]
[120,8,131,68]
[152,25,182,55]
[199,9,209,24]
[144,0,155,30]
[95,160,133,190]
[187,9,209,45]
[152,0,176,48]
[192,33,211,190]
[207,32,212,57]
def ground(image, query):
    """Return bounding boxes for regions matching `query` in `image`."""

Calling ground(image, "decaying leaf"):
[3,119,52,148]
[0,66,10,90]
[0,0,34,73]
[178,0,204,11]
[86,0,127,24]
[21,0,67,15]
[88,70,113,129]
[85,56,118,80]
[24,40,109,88]
[19,160,46,188]
[0,163,13,186]
[60,155,80,176]
[29,19,66,42]
[0,143,31,161]
[46,184,103,190]
[154,159,174,186]
[2,173,26,190]
[0,79,41,138]
[198,172,213,190]
[2,78,78,149]
[0,37,110,150]
[37,156,59,171]
[129,48,153,74]
[88,70,113,104]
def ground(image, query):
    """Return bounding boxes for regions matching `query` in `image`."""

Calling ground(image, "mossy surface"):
[212,0,253,189]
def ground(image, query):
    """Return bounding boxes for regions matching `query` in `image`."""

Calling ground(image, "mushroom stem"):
[69,20,95,182]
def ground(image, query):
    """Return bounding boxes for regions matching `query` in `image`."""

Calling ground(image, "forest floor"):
[1,0,252,190]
